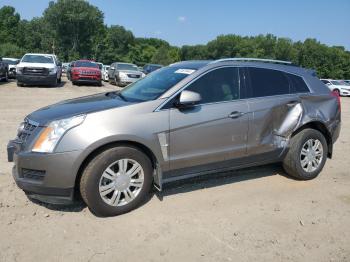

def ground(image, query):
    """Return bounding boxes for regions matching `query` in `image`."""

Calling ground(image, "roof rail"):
[210,58,293,65]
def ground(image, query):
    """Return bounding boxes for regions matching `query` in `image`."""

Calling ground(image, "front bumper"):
[17,74,57,84]
[340,89,350,96]
[72,74,101,84]
[8,140,82,204]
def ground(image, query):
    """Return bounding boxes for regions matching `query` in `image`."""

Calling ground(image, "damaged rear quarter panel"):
[246,92,340,158]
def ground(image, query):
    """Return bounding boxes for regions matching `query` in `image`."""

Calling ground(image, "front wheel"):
[283,128,328,180]
[80,146,153,217]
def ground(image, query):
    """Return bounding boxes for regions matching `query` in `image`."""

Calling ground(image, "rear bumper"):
[8,140,82,204]
[17,74,56,84]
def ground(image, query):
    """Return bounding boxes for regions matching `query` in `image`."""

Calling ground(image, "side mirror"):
[175,90,201,109]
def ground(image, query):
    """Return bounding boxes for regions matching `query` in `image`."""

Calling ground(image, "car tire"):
[80,146,153,217]
[58,76,62,84]
[4,71,8,82]
[17,81,24,87]
[97,81,102,87]
[283,128,328,180]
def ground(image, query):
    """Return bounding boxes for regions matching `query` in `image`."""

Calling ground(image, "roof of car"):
[169,60,212,69]
[24,53,55,57]
[3,57,19,60]
[169,59,314,77]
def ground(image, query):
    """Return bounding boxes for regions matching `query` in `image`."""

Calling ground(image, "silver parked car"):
[108,62,145,86]
[7,58,341,217]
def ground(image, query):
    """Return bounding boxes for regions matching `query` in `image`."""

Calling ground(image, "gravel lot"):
[0,77,349,262]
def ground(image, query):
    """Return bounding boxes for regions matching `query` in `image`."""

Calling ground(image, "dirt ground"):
[0,77,349,262]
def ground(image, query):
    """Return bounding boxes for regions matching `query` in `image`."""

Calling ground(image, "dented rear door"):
[244,67,302,159]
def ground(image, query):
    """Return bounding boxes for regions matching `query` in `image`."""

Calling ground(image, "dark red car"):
[71,60,102,86]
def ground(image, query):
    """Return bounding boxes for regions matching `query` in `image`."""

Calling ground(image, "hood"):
[18,62,55,69]
[8,64,17,69]
[27,92,133,125]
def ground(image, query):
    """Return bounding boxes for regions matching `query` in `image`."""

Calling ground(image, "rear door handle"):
[229,111,245,119]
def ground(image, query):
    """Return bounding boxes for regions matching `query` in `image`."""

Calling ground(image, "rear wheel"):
[283,128,328,180]
[80,146,153,217]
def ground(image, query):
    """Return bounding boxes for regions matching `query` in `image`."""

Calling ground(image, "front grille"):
[17,119,39,143]
[21,168,46,181]
[23,67,49,76]
[127,74,140,79]
[81,71,98,75]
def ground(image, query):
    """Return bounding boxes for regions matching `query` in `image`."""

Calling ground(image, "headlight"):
[32,115,86,153]
[119,72,127,77]
[16,67,23,74]
[49,68,57,74]
[141,73,146,78]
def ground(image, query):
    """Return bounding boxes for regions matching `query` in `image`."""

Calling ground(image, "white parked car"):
[2,58,20,79]
[321,79,350,96]
[102,65,110,81]
[16,53,62,87]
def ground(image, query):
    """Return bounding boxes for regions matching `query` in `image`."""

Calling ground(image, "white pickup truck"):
[16,53,62,87]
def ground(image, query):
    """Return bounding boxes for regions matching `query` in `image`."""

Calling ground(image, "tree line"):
[0,0,349,79]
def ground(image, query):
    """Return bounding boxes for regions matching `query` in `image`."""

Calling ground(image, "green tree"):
[43,0,104,61]
[0,6,21,44]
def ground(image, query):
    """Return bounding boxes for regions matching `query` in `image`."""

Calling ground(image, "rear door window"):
[247,67,290,98]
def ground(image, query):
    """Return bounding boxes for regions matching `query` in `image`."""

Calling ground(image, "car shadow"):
[26,164,291,215]
[27,196,86,212]
[155,163,291,200]
[18,80,67,88]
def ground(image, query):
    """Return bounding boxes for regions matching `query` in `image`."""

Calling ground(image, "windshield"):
[74,61,99,68]
[117,64,138,71]
[3,59,19,65]
[339,80,350,86]
[119,67,195,102]
[331,80,342,85]
[21,55,54,64]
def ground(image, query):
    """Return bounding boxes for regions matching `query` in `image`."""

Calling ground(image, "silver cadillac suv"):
[7,58,341,216]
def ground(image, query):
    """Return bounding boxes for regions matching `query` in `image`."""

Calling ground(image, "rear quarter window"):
[288,74,310,93]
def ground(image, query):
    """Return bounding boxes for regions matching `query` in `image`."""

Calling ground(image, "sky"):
[1,0,349,50]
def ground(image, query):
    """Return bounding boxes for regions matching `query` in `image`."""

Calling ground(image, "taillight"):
[331,90,341,112]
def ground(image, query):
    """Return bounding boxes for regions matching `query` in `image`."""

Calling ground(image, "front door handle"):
[229,111,245,119]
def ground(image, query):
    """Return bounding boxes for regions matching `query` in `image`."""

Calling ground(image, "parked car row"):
[1,51,165,87]
[321,79,350,96]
